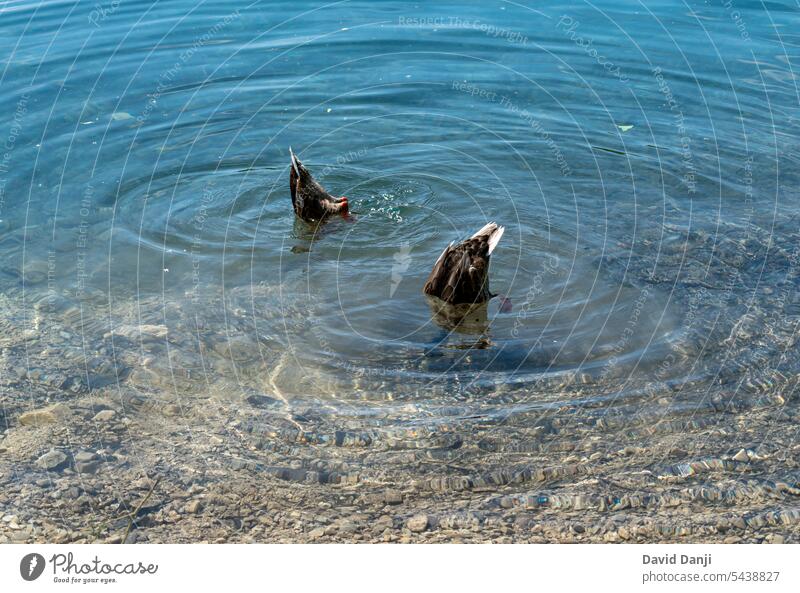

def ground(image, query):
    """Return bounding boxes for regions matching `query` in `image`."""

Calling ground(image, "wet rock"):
[64,487,82,499]
[185,500,202,514]
[373,515,394,531]
[384,490,403,505]
[73,453,101,474]
[731,517,746,530]
[162,404,182,417]
[732,449,749,463]
[35,449,68,470]
[74,451,98,463]
[337,520,358,534]
[245,394,280,408]
[213,336,259,362]
[105,324,168,341]
[92,410,116,422]
[407,514,429,533]
[18,403,70,426]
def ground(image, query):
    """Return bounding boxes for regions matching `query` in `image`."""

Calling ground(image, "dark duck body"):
[289,148,349,222]
[423,222,505,305]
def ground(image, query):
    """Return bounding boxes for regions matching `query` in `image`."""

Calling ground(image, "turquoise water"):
[1,0,798,406]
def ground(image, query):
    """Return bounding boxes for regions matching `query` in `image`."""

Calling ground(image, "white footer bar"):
[1,543,796,592]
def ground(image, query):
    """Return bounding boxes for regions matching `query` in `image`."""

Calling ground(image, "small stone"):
[74,451,98,463]
[92,410,116,422]
[245,394,280,408]
[384,490,403,505]
[185,500,202,514]
[406,514,428,533]
[65,487,82,499]
[733,449,749,463]
[18,404,69,426]
[374,515,394,531]
[35,449,68,470]
[770,534,785,544]
[106,324,168,341]
[74,460,101,474]
[337,520,357,534]
[162,404,182,417]
[308,527,326,540]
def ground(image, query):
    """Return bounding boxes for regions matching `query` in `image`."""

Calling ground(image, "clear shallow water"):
[1,1,799,418]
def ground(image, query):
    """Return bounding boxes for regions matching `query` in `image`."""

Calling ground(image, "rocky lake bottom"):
[1,220,799,544]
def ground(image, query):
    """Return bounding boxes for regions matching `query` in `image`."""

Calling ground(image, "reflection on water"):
[425,297,491,336]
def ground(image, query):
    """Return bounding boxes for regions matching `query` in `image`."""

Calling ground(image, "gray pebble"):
[92,410,116,422]
[732,449,749,463]
[74,460,101,474]
[35,449,68,471]
[73,451,98,463]
[406,514,429,533]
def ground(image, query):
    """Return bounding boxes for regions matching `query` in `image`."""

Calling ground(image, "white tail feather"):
[289,146,299,176]
[487,225,504,254]
[471,221,497,239]
[471,222,504,254]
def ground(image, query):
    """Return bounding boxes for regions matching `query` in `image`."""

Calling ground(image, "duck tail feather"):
[470,222,504,254]
[289,147,300,176]
[487,225,504,255]
[471,221,498,239]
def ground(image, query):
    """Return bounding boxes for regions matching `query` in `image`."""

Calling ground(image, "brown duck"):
[423,222,505,305]
[289,148,349,222]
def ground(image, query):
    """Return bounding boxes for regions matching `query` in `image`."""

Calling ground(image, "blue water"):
[1,0,798,406]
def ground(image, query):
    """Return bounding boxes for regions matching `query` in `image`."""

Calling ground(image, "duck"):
[423,222,505,305]
[289,147,349,222]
